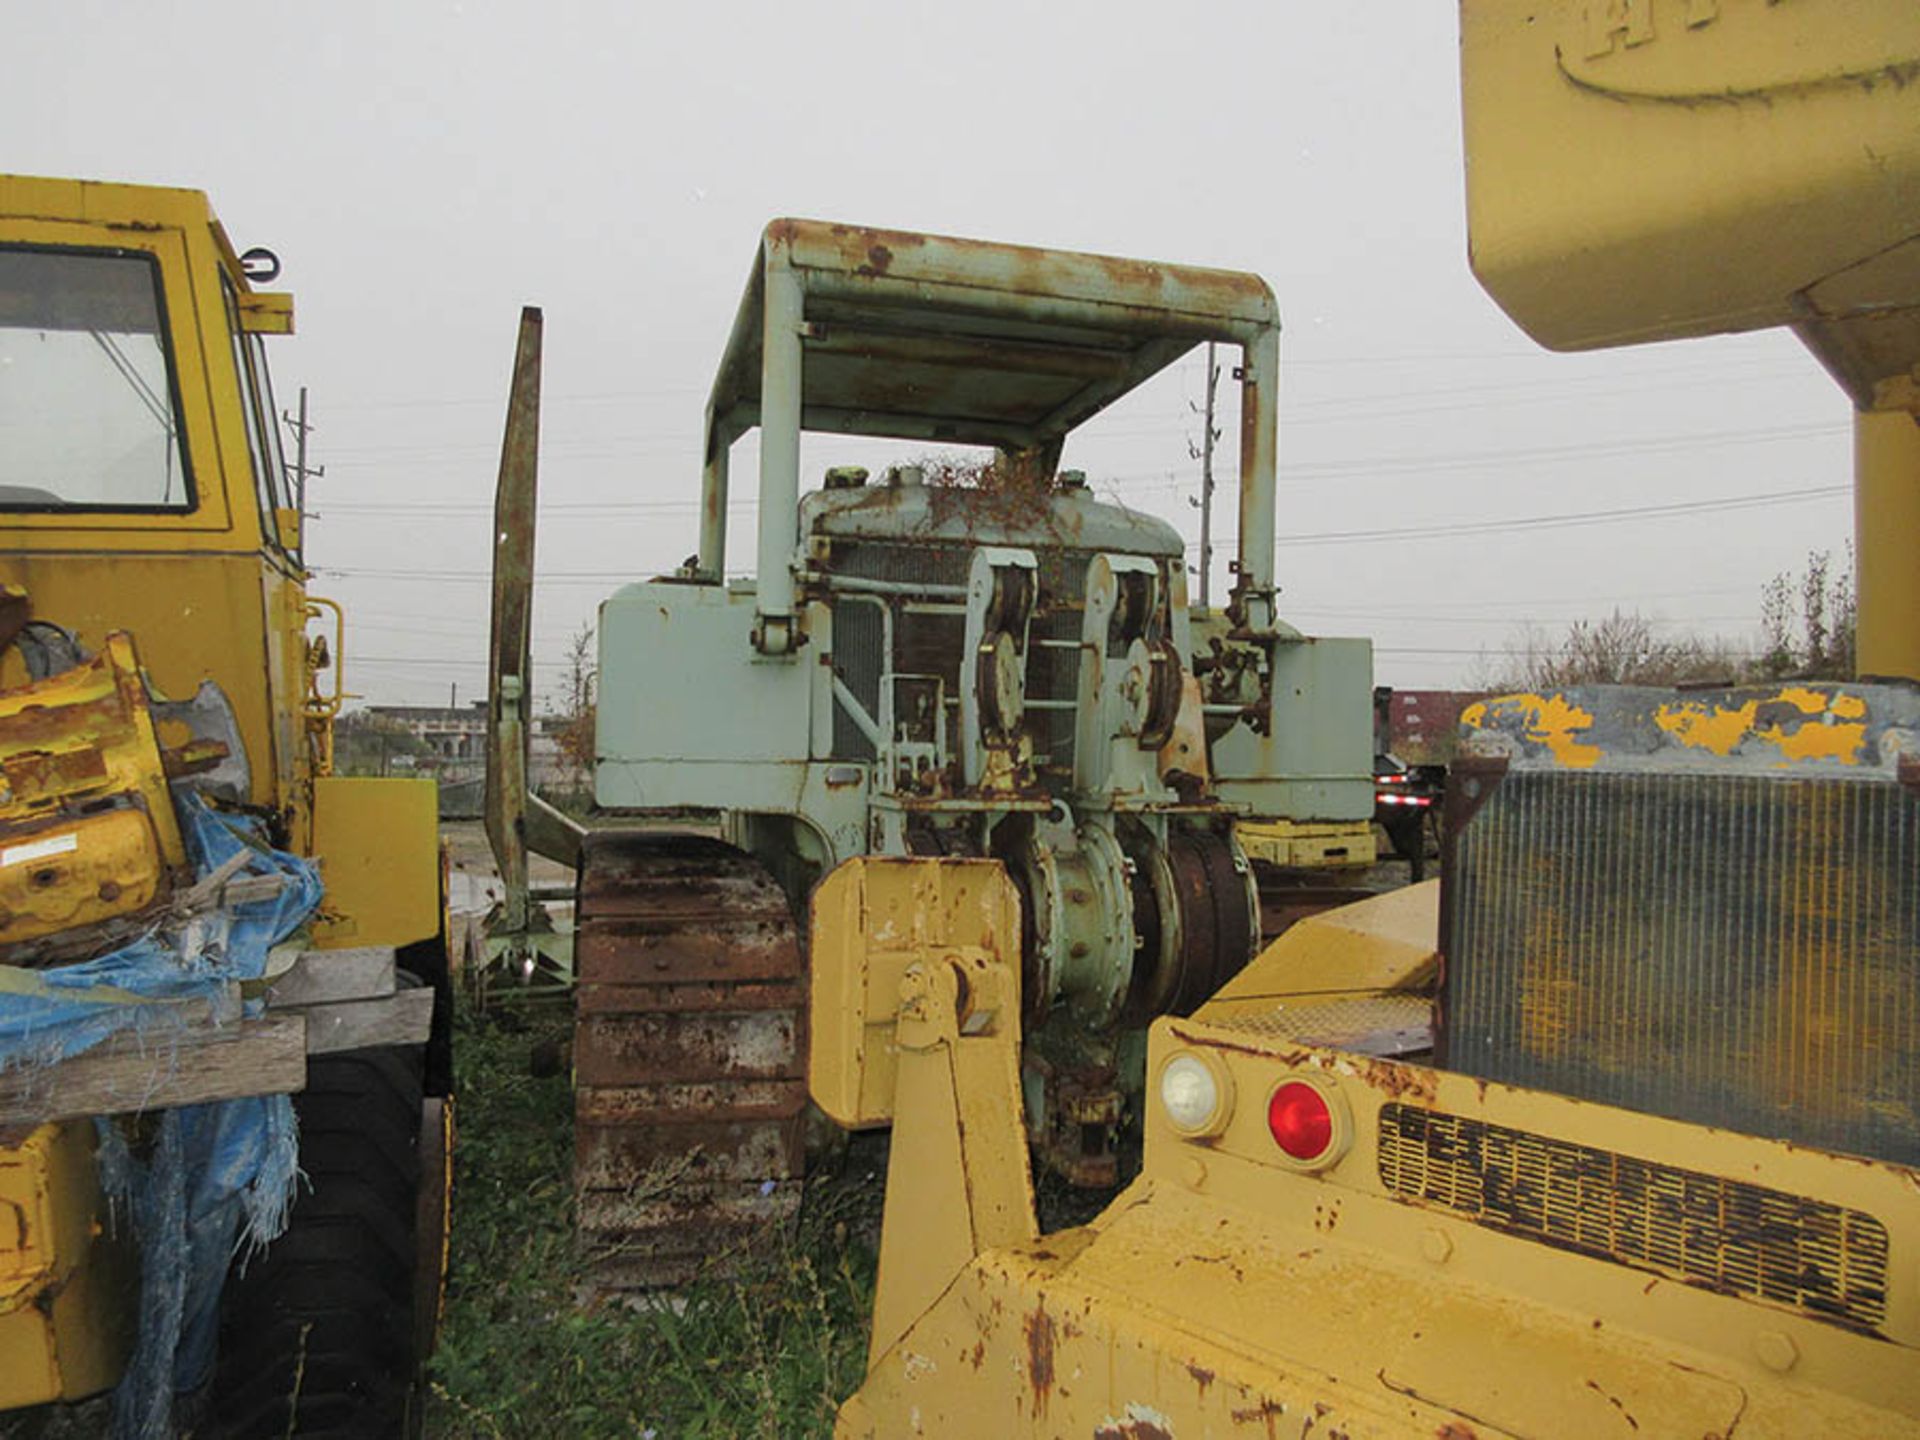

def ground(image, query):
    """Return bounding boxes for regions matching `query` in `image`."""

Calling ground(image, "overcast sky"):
[7,3,1852,709]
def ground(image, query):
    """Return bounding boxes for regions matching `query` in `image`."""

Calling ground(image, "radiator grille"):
[1377,1104,1891,1331]
[1443,769,1920,1164]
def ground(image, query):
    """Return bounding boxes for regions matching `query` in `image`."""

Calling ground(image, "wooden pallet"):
[0,946,433,1127]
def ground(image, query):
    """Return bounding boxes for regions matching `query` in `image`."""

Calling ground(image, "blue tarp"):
[0,796,321,1438]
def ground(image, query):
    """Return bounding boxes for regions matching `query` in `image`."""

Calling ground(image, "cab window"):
[0,245,194,511]
[220,274,294,555]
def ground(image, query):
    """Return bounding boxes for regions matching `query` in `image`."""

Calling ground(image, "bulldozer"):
[483,223,1379,1286]
[0,176,449,1436]
[793,2,1920,1435]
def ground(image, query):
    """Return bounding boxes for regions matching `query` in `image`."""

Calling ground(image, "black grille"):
[1443,768,1920,1164]
[1378,1104,1891,1331]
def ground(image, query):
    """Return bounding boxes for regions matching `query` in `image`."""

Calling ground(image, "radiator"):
[1440,682,1920,1165]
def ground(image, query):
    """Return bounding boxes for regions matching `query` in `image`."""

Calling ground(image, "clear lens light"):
[1160,1054,1220,1132]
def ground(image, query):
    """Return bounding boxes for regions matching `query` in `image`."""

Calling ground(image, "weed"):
[425,999,877,1438]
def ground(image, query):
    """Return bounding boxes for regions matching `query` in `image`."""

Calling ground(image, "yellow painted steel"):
[809,857,1024,1129]
[1205,880,1437,1004]
[808,858,1036,1366]
[0,175,444,1403]
[1460,691,1603,768]
[1466,683,1895,767]
[0,173,441,928]
[308,776,442,951]
[0,1123,129,1406]
[1461,2,1920,687]
[1234,817,1376,870]
[842,963,1920,1436]
[836,14,1920,1434]
[0,635,195,948]
[235,290,293,336]
[1460,1,1920,355]
[1857,405,1920,681]
[1654,687,1866,758]
[303,596,348,779]
[828,845,1915,1435]
[0,175,316,846]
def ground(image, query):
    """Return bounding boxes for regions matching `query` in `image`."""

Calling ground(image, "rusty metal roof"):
[705,219,1278,455]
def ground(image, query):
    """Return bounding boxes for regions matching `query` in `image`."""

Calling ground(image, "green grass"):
[424,1001,878,1439]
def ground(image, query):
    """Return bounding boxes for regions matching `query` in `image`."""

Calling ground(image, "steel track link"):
[572,831,806,1291]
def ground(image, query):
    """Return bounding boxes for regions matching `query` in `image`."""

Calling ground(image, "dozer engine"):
[484,223,1376,1287]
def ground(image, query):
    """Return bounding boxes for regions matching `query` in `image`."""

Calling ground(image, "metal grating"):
[1378,1104,1891,1332]
[1443,769,1920,1164]
[1203,995,1432,1055]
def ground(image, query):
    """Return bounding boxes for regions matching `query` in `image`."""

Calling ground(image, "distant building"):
[364,702,487,763]
[358,701,575,787]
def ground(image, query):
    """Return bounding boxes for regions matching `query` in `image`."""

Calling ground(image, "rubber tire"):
[207,1046,424,1439]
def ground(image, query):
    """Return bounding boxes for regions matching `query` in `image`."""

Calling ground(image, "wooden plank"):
[264,946,397,1007]
[0,1015,308,1127]
[302,987,434,1056]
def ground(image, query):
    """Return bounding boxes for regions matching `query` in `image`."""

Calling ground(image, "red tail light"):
[1268,1081,1334,1161]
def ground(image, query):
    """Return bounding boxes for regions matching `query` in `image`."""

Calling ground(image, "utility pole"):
[283,386,325,524]
[1190,343,1222,609]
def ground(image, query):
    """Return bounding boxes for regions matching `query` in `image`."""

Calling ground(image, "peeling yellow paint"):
[1653,687,1867,766]
[1654,698,1759,757]
[1774,686,1835,716]
[1510,693,1602,768]
[1761,715,1866,764]
[1757,687,1866,764]
[1463,694,1603,767]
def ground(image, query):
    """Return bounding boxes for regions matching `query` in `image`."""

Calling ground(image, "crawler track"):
[572,832,806,1290]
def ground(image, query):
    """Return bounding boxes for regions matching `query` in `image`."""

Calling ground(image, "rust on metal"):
[1125,828,1261,1025]
[1345,1054,1441,1108]
[1230,1397,1288,1431]
[572,831,805,1290]
[1023,1301,1056,1415]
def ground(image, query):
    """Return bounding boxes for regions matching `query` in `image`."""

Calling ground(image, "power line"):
[1286,583,1756,613]
[349,653,570,671]
[1183,484,1842,553]
[316,348,1813,415]
[1270,483,1846,546]
[313,481,1843,586]
[1287,608,1757,626]
[1374,643,1763,658]
[311,416,1843,503]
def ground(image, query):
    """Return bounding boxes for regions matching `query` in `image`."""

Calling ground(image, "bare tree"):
[1483,610,1744,691]
[553,620,597,797]
[1758,546,1855,680]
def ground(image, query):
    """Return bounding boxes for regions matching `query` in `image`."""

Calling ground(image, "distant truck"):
[1370,687,1478,875]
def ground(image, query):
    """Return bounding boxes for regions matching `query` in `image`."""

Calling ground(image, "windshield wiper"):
[89,330,177,501]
